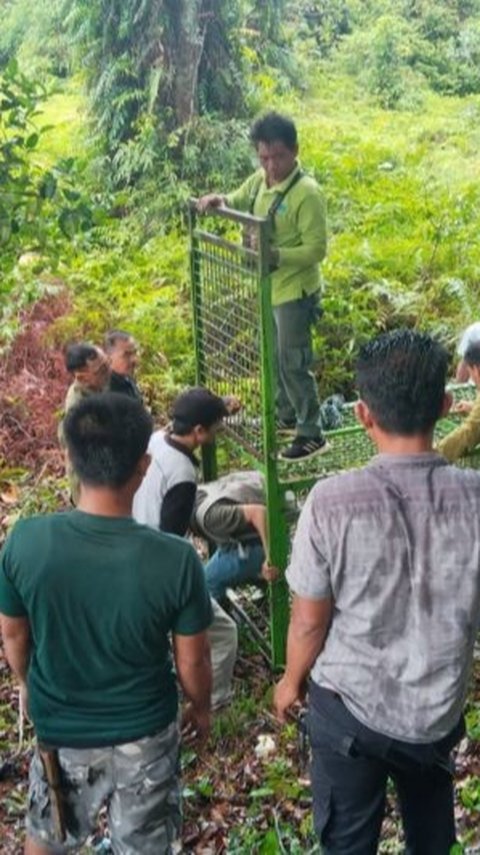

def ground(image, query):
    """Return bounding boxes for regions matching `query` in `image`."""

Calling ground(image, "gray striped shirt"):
[287,453,480,743]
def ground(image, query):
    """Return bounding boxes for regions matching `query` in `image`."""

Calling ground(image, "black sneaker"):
[277,419,296,435]
[280,436,331,462]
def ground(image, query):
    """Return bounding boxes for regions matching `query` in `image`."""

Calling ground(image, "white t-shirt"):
[457,322,480,357]
[133,431,197,529]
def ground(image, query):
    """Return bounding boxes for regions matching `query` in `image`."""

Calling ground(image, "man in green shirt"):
[437,341,480,462]
[59,342,111,504]
[63,342,111,410]
[198,112,329,461]
[0,393,212,854]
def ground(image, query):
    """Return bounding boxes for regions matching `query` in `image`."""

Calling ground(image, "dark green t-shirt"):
[0,511,213,747]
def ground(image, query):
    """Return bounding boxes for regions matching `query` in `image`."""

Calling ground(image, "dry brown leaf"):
[1,484,19,505]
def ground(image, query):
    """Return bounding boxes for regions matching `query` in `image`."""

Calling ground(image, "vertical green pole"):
[189,203,217,483]
[258,221,290,668]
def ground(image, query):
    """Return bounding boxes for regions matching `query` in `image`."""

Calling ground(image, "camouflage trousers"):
[26,721,181,854]
[209,597,238,710]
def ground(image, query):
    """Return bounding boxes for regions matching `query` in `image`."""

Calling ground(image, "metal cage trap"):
[189,200,480,667]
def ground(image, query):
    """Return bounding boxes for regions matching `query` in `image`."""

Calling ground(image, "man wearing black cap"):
[133,387,238,710]
[133,387,229,535]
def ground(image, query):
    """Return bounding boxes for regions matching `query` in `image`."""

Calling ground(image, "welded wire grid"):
[227,586,272,661]
[276,382,480,487]
[192,223,266,459]
[227,383,480,645]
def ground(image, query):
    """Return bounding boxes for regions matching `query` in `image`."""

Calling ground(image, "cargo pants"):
[273,292,322,438]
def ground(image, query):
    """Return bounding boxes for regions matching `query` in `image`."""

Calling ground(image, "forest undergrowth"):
[2,12,480,848]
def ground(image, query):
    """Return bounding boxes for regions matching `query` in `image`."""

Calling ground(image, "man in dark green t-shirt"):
[0,393,213,855]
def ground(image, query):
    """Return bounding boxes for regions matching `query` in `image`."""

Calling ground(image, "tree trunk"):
[166,0,205,125]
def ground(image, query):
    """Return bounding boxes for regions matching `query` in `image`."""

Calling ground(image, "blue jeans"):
[204,542,265,601]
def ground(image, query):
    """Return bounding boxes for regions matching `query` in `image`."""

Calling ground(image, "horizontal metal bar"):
[190,197,268,229]
[194,230,257,263]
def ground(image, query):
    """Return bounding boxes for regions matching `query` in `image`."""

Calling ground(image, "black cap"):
[172,387,229,429]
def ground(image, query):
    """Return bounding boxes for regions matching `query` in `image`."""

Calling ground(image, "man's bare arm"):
[241,504,268,555]
[274,594,333,721]
[173,631,212,739]
[0,614,30,685]
[241,504,279,583]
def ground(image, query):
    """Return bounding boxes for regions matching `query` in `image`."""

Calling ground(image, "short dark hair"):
[250,112,297,151]
[104,330,133,352]
[355,329,448,435]
[64,393,153,488]
[65,343,98,372]
[171,387,228,435]
[464,342,480,367]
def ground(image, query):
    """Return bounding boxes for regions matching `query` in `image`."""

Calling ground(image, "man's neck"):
[77,486,133,518]
[374,432,435,455]
[265,162,297,189]
[170,432,197,453]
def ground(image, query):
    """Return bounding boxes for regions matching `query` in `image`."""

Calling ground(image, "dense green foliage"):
[59,0,287,191]
[1,0,480,404]
[0,0,69,76]
[0,61,100,346]
[0,4,480,848]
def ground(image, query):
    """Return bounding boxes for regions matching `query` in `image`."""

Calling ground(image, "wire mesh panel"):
[276,383,480,491]
[190,199,480,665]
[190,205,273,459]
[190,201,289,666]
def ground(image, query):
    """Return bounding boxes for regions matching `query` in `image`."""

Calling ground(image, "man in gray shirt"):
[191,470,278,602]
[274,329,480,854]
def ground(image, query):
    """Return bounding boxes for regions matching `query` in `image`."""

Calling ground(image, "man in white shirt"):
[134,387,238,709]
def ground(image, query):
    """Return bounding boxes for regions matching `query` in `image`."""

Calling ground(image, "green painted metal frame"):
[189,200,291,666]
[189,199,480,667]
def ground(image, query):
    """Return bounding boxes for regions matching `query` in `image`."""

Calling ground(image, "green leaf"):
[38,172,57,200]
[62,189,81,203]
[0,221,12,244]
[249,787,275,799]
[25,133,39,150]
[58,209,78,238]
[259,830,280,854]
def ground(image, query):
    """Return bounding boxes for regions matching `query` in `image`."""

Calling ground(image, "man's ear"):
[441,392,453,418]
[354,400,374,430]
[138,452,151,478]
[192,424,207,445]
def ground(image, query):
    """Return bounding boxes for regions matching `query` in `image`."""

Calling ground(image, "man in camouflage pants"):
[0,393,213,854]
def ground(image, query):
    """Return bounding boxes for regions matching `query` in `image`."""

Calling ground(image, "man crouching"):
[0,393,213,854]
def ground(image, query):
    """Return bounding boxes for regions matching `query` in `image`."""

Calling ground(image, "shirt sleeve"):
[0,533,27,618]
[58,385,80,447]
[160,482,197,537]
[286,487,332,600]
[225,173,262,212]
[173,546,214,635]
[277,188,327,268]
[437,396,480,462]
